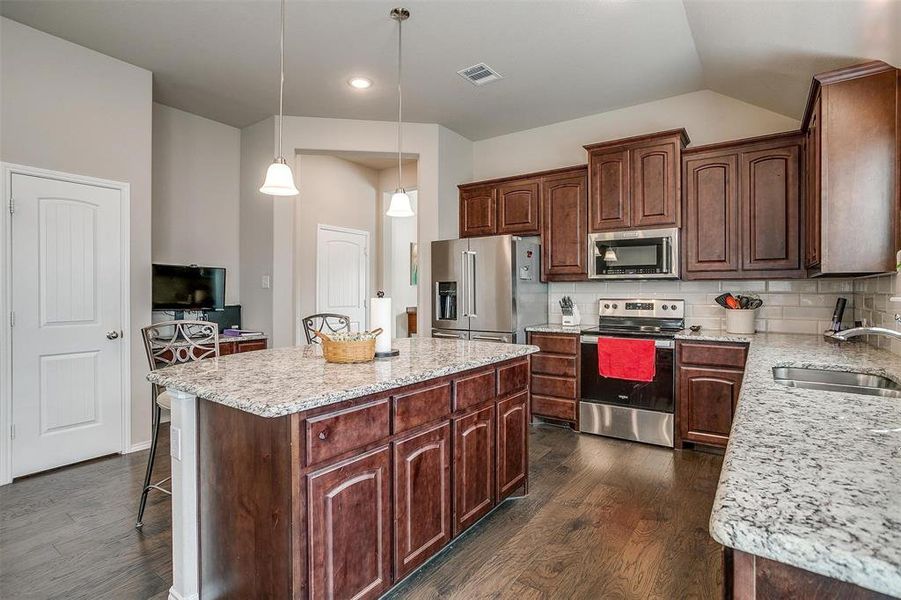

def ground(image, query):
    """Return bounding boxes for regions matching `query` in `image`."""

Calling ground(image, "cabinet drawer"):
[392,382,451,434]
[529,333,578,356]
[305,399,390,466]
[678,342,748,369]
[531,395,576,421]
[497,360,529,397]
[531,374,576,399]
[531,354,576,377]
[453,368,497,412]
[531,333,579,356]
[237,339,267,353]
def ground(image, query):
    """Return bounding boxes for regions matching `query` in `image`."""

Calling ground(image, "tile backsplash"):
[548,278,857,335]
[853,273,901,356]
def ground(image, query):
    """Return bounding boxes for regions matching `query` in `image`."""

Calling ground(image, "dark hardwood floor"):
[0,423,724,600]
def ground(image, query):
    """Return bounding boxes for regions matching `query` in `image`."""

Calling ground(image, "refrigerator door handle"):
[467,251,478,318]
[460,250,468,317]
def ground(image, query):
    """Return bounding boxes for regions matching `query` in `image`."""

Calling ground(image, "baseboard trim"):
[126,440,152,454]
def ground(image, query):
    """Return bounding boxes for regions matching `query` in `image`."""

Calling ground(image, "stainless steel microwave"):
[588,227,679,279]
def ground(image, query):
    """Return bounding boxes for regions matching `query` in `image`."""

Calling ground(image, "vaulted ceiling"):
[2,0,898,140]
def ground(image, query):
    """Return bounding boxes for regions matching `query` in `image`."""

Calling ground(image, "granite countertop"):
[525,323,583,334]
[148,337,538,418]
[692,329,901,597]
[218,332,268,343]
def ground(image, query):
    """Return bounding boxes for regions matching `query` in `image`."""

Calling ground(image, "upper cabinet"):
[802,61,900,275]
[682,132,804,280]
[585,129,689,232]
[459,186,497,237]
[496,179,541,234]
[541,167,588,281]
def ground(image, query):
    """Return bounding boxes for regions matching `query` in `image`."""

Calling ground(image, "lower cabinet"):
[496,391,528,500]
[676,341,748,448]
[307,446,392,600]
[453,404,496,535]
[393,422,452,580]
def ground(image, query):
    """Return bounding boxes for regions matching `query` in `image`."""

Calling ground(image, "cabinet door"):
[741,144,801,272]
[393,422,451,580]
[541,170,588,280]
[459,186,497,237]
[218,341,237,356]
[683,153,740,274]
[678,366,743,448]
[497,179,540,234]
[452,404,495,535]
[308,446,391,600]
[588,148,630,231]
[631,141,680,228]
[805,96,822,269]
[496,391,528,500]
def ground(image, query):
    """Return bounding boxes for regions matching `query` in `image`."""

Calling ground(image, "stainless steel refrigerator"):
[431,235,547,344]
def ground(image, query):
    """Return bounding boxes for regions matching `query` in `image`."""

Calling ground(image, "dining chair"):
[302,313,351,344]
[135,320,219,528]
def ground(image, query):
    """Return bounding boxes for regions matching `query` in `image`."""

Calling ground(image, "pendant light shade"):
[604,247,619,262]
[259,0,299,197]
[386,189,414,217]
[260,158,300,196]
[387,8,413,218]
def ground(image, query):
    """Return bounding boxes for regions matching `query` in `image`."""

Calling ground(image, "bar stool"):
[135,320,219,528]
[302,313,351,344]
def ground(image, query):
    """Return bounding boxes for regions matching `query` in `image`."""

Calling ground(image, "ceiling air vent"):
[457,63,503,86]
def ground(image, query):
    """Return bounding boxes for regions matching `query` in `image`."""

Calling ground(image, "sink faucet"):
[828,314,901,342]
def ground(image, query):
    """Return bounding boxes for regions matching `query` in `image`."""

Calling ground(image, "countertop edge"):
[148,344,540,418]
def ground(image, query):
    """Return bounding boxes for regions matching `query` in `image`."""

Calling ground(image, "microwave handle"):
[663,238,672,273]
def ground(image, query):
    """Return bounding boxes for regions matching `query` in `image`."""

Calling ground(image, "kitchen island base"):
[170,357,531,600]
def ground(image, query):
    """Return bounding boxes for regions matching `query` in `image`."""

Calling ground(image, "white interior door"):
[316,225,369,332]
[11,173,124,477]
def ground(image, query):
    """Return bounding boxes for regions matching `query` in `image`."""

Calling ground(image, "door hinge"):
[8,312,14,328]
[10,424,15,440]
[8,198,14,215]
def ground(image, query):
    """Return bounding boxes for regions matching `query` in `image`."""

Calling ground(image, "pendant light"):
[386,7,414,218]
[259,0,299,196]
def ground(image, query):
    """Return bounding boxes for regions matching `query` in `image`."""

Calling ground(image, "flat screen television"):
[152,264,225,311]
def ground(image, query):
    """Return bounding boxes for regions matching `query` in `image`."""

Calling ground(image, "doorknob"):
[106,331,120,340]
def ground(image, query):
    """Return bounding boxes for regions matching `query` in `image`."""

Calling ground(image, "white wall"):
[438,126,472,240]
[0,17,154,448]
[241,116,473,345]
[471,89,800,181]
[152,103,241,303]
[295,154,379,340]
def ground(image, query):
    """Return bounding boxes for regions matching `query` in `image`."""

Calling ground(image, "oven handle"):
[580,335,673,349]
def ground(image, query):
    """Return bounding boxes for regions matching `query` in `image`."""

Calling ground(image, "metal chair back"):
[302,313,351,344]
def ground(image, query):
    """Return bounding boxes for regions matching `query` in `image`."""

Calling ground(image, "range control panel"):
[598,298,685,319]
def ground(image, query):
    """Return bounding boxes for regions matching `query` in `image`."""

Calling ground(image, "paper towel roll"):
[370,296,393,353]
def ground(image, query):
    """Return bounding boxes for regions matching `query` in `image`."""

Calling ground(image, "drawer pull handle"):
[318,428,330,440]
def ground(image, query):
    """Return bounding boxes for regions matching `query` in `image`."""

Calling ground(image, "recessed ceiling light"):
[348,77,372,90]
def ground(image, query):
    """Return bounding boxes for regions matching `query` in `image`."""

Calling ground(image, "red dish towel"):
[597,337,656,382]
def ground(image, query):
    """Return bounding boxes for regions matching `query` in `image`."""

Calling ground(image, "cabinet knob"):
[318,428,329,441]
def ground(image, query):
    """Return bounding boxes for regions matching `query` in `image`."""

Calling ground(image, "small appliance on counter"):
[579,299,685,448]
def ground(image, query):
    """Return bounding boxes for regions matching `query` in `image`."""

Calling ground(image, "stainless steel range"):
[579,299,685,447]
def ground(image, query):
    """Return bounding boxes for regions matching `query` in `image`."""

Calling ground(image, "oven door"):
[588,228,679,279]
[579,335,674,413]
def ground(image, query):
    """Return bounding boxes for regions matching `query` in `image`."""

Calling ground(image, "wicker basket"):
[313,328,383,364]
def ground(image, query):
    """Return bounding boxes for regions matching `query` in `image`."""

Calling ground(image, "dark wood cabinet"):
[459,186,497,237]
[219,337,269,356]
[393,422,452,580]
[527,332,579,428]
[682,132,804,280]
[453,404,495,535]
[496,391,528,501]
[801,61,900,275]
[587,148,630,231]
[676,341,747,449]
[308,446,392,600]
[497,179,540,234]
[541,168,588,280]
[585,129,688,232]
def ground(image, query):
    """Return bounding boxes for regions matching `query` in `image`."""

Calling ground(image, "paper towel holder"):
[373,291,400,358]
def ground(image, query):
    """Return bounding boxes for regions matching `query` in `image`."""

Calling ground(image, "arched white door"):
[316,225,369,332]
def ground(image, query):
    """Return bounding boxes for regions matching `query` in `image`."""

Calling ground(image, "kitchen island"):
[148,337,538,600]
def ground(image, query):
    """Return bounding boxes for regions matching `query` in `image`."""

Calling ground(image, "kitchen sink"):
[772,367,901,398]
